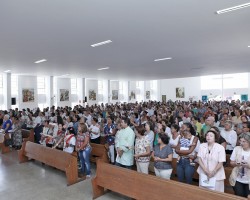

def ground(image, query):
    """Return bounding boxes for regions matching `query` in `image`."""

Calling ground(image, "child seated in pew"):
[177,131,197,166]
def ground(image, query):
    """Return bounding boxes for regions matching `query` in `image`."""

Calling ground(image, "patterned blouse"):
[76,132,91,150]
[135,136,150,162]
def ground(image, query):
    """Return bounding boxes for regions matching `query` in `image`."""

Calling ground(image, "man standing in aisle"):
[116,118,135,169]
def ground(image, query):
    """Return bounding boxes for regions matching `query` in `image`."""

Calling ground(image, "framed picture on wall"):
[241,94,248,101]
[162,95,166,102]
[176,87,185,98]
[112,90,118,100]
[130,91,136,100]
[202,95,208,102]
[59,89,69,101]
[146,91,150,99]
[89,90,96,101]
[22,88,35,102]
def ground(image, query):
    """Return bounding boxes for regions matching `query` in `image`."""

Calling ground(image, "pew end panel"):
[0,133,11,154]
[65,157,79,186]
[18,141,29,163]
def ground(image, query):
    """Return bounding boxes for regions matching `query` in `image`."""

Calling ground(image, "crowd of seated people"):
[0,100,250,198]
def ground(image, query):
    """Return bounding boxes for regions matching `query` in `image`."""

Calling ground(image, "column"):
[77,78,85,106]
[46,76,54,108]
[107,80,111,104]
[3,72,11,110]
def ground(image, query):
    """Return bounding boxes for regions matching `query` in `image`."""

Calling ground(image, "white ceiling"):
[0,0,250,80]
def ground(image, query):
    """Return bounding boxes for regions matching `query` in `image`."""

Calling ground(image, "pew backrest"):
[90,143,109,163]
[18,141,78,185]
[22,129,34,142]
[92,160,247,200]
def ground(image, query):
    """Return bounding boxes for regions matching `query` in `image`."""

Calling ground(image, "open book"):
[200,174,216,190]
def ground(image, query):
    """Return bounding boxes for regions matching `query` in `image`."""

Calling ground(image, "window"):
[0,74,3,94]
[11,75,18,96]
[119,82,123,90]
[98,80,103,94]
[0,75,3,88]
[71,78,77,94]
[37,77,46,94]
[201,73,249,90]
[223,73,248,89]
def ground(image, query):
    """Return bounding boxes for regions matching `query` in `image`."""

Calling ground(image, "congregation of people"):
[1,100,250,198]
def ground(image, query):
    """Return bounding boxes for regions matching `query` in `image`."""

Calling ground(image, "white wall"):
[110,80,119,104]
[18,75,38,110]
[159,77,201,101]
[86,79,98,105]
[56,78,71,107]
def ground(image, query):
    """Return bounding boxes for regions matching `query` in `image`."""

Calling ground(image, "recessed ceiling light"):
[248,45,250,48]
[216,3,250,14]
[91,40,112,47]
[34,59,47,64]
[4,70,11,73]
[97,67,110,71]
[154,57,172,62]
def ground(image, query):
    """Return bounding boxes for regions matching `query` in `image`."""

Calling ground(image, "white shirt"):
[230,148,250,184]
[169,134,180,158]
[146,109,154,117]
[145,130,154,151]
[33,116,42,128]
[220,129,237,151]
[90,124,100,139]
[86,115,92,126]
[63,135,76,154]
[165,126,171,137]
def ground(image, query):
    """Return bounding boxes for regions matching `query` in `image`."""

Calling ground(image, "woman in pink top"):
[197,130,226,192]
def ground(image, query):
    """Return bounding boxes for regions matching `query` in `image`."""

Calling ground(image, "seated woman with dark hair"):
[152,133,173,180]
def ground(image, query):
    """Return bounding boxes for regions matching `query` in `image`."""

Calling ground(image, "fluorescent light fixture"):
[216,3,250,14]
[4,70,11,73]
[34,59,47,64]
[91,40,112,47]
[60,74,70,77]
[154,57,172,62]
[97,67,110,71]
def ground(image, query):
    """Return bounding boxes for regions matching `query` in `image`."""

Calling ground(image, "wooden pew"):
[90,143,109,163]
[22,129,34,143]
[0,133,11,154]
[224,167,234,194]
[18,141,80,186]
[92,160,247,200]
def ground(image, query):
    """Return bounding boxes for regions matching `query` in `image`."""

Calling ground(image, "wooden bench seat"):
[0,133,11,154]
[90,143,109,163]
[18,141,80,186]
[92,160,247,200]
[22,129,34,143]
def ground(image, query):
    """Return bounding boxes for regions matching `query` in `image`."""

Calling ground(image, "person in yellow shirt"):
[191,116,202,138]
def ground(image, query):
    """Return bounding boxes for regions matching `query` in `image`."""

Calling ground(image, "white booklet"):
[200,174,216,190]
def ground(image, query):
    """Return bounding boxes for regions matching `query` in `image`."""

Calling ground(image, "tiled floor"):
[0,150,129,200]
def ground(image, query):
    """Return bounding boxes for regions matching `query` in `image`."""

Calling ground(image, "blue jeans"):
[177,158,195,184]
[79,147,91,176]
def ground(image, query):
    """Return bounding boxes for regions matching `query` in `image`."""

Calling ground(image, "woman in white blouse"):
[220,120,237,154]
